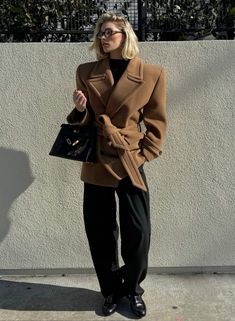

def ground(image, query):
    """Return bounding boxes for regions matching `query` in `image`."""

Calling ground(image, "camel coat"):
[66,56,167,191]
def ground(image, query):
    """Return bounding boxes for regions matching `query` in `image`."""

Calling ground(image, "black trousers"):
[83,165,151,297]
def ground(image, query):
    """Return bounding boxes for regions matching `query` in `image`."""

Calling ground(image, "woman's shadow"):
[0,279,136,318]
[0,147,35,242]
[0,280,101,312]
[0,147,135,318]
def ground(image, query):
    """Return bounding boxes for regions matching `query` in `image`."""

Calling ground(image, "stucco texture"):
[0,41,234,272]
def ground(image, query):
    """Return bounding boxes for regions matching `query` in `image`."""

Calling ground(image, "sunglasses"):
[96,28,124,39]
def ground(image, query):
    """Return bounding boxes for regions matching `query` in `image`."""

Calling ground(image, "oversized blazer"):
[66,56,167,191]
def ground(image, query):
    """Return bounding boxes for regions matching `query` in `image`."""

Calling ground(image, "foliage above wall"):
[0,0,234,42]
[0,0,99,42]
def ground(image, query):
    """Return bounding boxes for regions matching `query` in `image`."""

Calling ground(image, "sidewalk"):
[0,273,234,321]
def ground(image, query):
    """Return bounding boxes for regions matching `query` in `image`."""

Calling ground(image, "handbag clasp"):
[72,139,80,146]
[66,138,80,146]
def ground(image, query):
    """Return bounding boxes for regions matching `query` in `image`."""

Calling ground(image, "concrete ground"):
[0,273,234,321]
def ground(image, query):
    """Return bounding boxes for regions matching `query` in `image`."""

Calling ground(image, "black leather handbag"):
[49,122,97,163]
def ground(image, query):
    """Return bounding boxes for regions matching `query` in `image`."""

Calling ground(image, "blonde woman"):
[67,12,167,317]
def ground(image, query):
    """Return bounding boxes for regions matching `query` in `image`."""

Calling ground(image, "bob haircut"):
[89,12,139,60]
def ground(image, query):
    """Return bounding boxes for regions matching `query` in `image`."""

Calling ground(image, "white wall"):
[0,41,234,274]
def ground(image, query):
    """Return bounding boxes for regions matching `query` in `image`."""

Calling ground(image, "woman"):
[67,12,167,317]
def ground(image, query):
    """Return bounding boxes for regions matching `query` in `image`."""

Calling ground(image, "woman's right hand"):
[73,89,87,112]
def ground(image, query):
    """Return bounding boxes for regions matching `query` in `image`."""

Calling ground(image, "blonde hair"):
[89,12,139,60]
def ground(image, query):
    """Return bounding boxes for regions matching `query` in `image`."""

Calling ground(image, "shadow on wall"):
[0,147,35,242]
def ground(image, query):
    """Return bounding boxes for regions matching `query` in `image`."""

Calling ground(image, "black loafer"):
[128,294,146,318]
[102,294,118,316]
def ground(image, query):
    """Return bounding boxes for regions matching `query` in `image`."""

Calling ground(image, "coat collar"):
[86,56,145,117]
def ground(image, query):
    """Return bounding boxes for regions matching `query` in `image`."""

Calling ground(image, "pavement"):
[0,273,234,321]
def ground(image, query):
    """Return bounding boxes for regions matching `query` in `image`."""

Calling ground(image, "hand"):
[73,89,87,112]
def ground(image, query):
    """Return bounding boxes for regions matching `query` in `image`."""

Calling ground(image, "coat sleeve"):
[66,65,90,126]
[141,67,167,161]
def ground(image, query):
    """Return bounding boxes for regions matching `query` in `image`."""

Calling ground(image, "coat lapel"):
[106,57,145,117]
[86,57,145,117]
[86,58,113,114]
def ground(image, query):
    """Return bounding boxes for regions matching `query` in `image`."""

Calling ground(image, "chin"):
[102,48,110,53]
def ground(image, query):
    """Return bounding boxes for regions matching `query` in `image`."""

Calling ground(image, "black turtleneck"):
[109,58,130,85]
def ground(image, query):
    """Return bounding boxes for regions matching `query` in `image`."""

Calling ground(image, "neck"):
[110,49,123,60]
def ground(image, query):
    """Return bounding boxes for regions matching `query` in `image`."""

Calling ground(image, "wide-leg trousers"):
[83,165,151,297]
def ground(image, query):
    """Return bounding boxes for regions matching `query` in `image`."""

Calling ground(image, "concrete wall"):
[0,41,234,274]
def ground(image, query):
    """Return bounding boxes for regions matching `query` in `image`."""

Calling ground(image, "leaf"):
[25,13,32,21]
[10,5,24,14]
[230,7,235,15]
